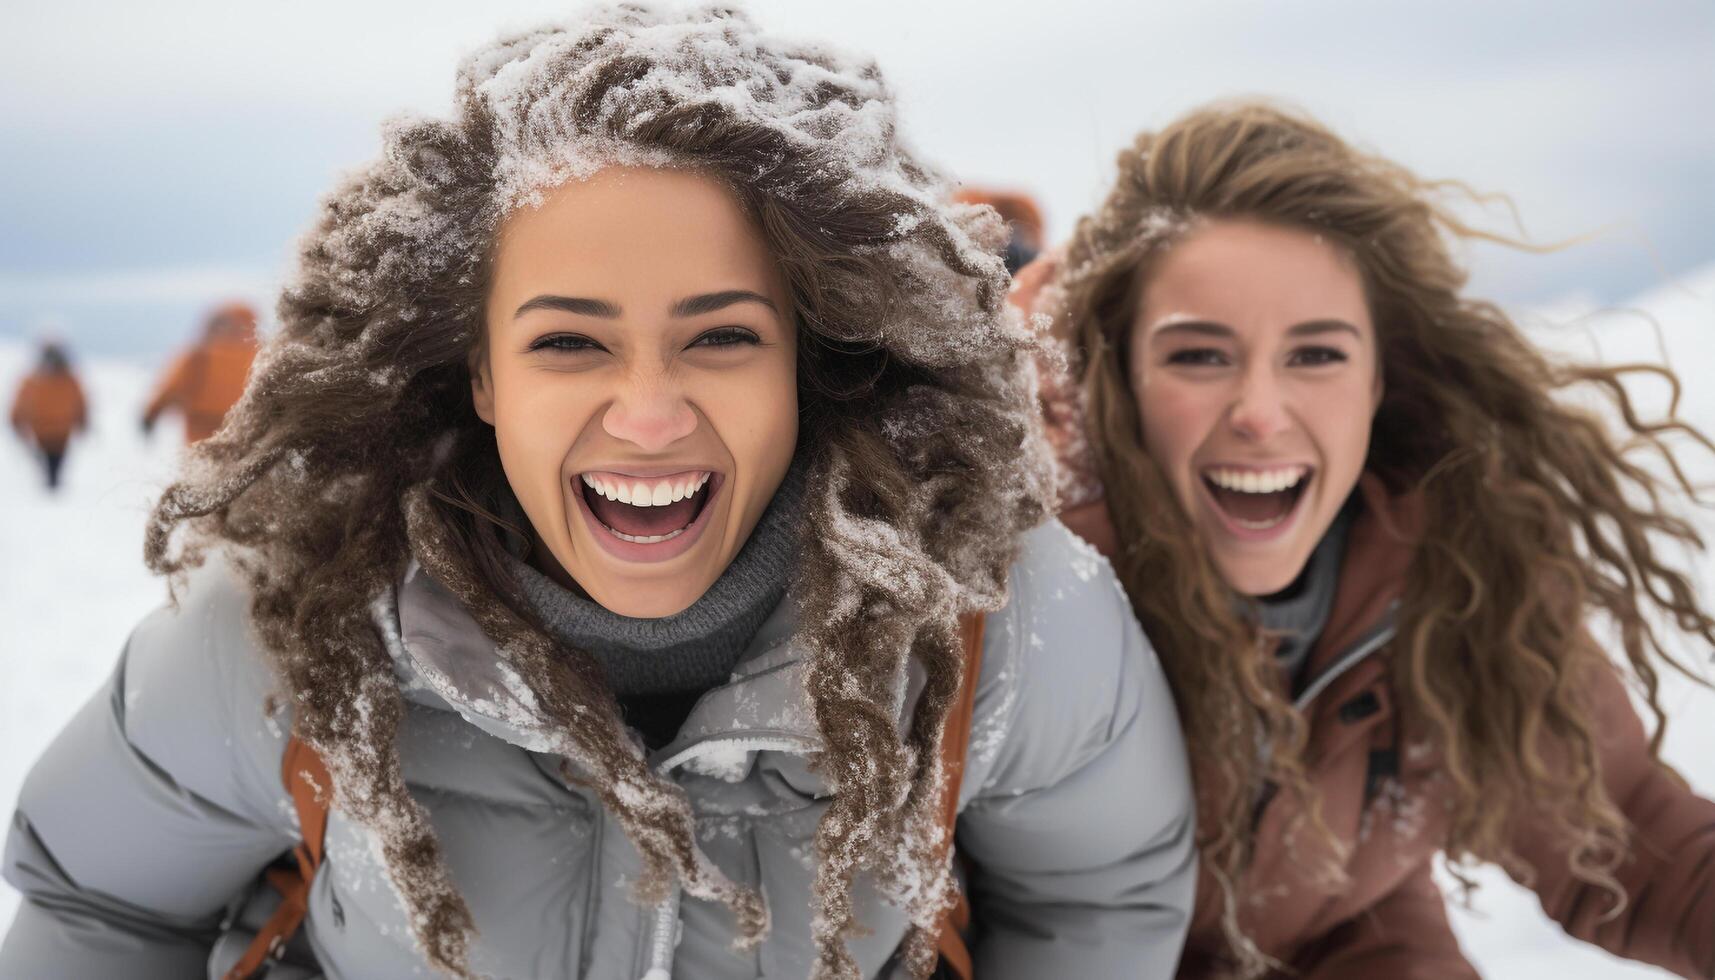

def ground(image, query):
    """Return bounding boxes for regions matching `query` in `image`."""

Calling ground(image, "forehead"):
[1139,219,1371,336]
[489,166,782,306]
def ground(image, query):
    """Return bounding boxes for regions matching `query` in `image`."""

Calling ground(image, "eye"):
[1288,346,1348,367]
[1164,348,1229,367]
[527,333,604,353]
[688,326,761,349]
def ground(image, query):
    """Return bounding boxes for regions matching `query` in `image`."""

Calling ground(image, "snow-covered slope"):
[0,345,184,930]
[0,266,1711,972]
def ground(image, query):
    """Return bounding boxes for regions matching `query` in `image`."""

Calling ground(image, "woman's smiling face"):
[473,166,798,618]
[1128,218,1382,596]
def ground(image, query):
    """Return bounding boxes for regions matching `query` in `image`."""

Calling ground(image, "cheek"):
[704,353,798,465]
[764,362,799,445]
[1307,374,1378,475]
[489,363,596,478]
[1138,380,1214,483]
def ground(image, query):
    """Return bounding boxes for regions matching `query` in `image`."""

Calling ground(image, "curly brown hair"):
[142,7,1050,978]
[1047,101,1715,974]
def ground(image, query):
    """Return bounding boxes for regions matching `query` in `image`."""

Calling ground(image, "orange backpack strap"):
[224,736,331,980]
[933,612,986,980]
[227,632,982,979]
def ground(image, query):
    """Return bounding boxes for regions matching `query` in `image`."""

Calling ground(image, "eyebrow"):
[1148,318,1363,340]
[1286,319,1364,339]
[514,295,620,319]
[1149,319,1231,339]
[513,290,778,320]
[670,290,778,318]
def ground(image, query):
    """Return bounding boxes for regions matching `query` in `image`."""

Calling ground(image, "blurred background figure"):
[141,301,259,444]
[8,341,88,491]
[954,187,1045,274]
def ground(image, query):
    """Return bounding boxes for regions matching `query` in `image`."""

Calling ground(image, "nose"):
[601,372,698,453]
[1227,365,1292,442]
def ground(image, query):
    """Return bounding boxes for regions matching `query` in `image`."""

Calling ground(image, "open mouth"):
[1200,465,1312,533]
[580,470,716,545]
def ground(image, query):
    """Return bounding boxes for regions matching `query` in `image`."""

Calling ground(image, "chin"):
[1216,551,1310,599]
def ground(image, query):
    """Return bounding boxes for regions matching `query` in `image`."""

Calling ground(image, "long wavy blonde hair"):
[1048,101,1714,973]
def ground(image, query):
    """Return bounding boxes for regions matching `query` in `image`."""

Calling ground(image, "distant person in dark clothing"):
[954,188,1046,274]
[9,341,88,490]
[142,301,260,443]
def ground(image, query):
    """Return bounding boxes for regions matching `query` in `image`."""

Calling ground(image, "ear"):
[469,349,496,426]
[1371,364,1386,413]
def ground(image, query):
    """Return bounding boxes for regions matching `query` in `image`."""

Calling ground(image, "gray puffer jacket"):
[1,520,1195,979]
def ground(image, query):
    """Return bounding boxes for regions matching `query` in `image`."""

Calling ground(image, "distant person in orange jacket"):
[142,301,260,444]
[9,341,88,490]
[954,187,1045,274]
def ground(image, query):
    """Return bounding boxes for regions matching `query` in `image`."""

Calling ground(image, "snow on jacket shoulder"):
[0,562,297,979]
[959,521,1197,979]
[0,521,1195,979]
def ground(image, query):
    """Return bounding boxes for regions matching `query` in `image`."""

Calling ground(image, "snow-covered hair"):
[145,5,1052,977]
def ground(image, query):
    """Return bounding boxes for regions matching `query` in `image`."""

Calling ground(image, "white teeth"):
[1205,466,1309,494]
[605,524,687,544]
[580,470,714,508]
[581,473,622,501]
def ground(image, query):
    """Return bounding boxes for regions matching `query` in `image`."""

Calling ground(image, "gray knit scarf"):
[1256,502,1352,694]
[506,458,804,701]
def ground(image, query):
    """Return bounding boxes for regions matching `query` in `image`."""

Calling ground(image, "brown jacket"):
[143,334,257,443]
[1060,482,1715,978]
[9,370,86,451]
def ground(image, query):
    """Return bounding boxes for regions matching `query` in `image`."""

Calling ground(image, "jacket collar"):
[378,560,922,778]
[1287,473,1424,712]
[1235,474,1429,950]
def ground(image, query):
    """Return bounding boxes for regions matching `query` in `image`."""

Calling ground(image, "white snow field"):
[2,265,1712,974]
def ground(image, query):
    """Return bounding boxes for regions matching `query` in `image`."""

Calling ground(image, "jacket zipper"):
[639,887,680,980]
[637,733,821,979]
[1291,607,1399,713]
[1251,607,1399,823]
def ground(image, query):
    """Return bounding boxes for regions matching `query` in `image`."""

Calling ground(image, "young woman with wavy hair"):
[1031,102,1715,978]
[0,7,1197,979]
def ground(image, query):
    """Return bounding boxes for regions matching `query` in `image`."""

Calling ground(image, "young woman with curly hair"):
[0,7,1196,979]
[1031,102,1715,979]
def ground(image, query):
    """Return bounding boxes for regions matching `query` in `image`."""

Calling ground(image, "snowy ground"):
[1,267,1712,974]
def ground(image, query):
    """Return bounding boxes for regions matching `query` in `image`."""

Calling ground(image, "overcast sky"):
[2,0,1711,359]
